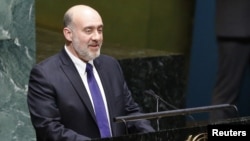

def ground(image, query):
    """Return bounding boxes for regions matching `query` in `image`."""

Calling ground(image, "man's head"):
[63,5,103,62]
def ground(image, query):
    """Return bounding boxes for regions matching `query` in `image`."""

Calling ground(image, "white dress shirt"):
[64,46,112,134]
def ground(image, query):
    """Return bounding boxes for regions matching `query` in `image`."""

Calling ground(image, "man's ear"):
[63,27,72,41]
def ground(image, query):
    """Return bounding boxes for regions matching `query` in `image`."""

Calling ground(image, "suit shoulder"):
[37,53,60,65]
[98,54,119,64]
[99,54,116,60]
[95,55,123,72]
[31,52,63,73]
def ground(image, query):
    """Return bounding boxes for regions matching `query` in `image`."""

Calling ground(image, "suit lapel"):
[94,58,115,122]
[59,49,96,121]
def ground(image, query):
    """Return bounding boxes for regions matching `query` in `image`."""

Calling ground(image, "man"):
[210,0,250,120]
[27,5,154,141]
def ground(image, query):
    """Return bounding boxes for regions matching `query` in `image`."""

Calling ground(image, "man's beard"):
[73,41,101,61]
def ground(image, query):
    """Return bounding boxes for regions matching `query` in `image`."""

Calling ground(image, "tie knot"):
[86,63,93,73]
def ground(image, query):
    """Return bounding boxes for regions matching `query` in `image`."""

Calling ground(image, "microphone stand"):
[155,95,160,131]
[144,89,196,131]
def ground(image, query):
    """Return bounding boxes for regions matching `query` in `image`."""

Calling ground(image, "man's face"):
[67,10,103,61]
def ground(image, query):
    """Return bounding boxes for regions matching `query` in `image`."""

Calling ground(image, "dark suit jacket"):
[216,0,250,37]
[27,48,154,141]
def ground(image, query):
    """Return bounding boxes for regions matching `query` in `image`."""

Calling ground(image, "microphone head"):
[143,89,159,99]
[143,89,155,95]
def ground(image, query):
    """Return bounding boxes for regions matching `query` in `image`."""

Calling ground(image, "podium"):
[91,104,246,141]
[92,125,207,141]
[92,116,250,141]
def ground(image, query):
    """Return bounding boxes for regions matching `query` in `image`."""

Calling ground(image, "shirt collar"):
[64,45,94,72]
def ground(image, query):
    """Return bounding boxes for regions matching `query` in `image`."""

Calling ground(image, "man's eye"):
[98,29,103,33]
[85,29,92,33]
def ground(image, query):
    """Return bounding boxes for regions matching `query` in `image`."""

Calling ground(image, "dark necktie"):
[86,63,111,138]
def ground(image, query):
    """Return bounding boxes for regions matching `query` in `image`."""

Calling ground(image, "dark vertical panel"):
[186,0,217,120]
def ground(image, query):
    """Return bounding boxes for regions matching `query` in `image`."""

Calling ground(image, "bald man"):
[27,5,155,141]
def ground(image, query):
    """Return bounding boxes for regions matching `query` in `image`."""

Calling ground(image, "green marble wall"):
[0,0,36,140]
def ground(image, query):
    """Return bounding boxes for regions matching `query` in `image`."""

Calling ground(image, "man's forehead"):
[83,24,104,29]
[73,9,102,23]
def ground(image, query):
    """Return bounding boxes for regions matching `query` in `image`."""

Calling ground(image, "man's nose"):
[92,30,102,40]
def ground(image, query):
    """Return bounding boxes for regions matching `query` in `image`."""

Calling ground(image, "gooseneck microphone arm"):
[146,90,160,131]
[144,89,174,131]
[155,94,160,131]
[144,89,196,129]
[144,89,179,110]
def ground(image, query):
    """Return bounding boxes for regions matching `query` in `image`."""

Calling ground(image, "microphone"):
[144,89,179,110]
[144,89,196,130]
